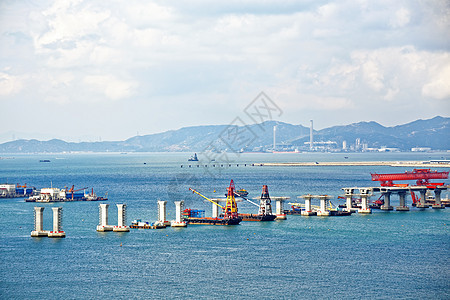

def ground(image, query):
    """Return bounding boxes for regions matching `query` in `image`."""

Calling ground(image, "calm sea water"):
[0,152,449,299]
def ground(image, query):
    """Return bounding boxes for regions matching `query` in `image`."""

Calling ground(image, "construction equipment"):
[66,185,88,200]
[371,169,448,187]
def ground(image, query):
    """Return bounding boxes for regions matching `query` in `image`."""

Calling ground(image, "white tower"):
[310,120,314,151]
[97,203,113,231]
[274,197,288,220]
[113,204,130,232]
[171,201,187,227]
[317,195,331,216]
[48,207,65,238]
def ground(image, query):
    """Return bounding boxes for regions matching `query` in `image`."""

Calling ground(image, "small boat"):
[39,160,51,163]
[188,153,199,161]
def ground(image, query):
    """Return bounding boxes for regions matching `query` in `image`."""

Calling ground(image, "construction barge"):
[25,187,107,202]
[187,180,242,225]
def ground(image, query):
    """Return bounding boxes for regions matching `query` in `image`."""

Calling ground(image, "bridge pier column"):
[275,199,287,220]
[301,195,315,216]
[396,192,409,211]
[416,189,429,208]
[358,189,371,214]
[344,188,354,212]
[212,200,219,218]
[432,189,444,209]
[381,192,393,210]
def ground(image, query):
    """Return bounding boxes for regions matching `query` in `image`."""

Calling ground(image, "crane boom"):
[189,188,224,209]
[236,194,259,207]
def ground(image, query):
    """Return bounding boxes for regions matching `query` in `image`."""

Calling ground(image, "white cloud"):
[422,64,450,100]
[83,75,138,101]
[0,72,23,97]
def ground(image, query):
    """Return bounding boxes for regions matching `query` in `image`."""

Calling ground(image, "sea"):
[0,152,449,299]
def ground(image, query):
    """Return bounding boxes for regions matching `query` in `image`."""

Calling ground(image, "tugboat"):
[188,153,199,161]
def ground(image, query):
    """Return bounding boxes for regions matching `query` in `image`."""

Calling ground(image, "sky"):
[0,0,449,143]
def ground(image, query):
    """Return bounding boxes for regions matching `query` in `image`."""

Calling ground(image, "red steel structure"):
[371,169,449,187]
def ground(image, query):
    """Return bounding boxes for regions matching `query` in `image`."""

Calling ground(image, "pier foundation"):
[171,201,187,227]
[381,192,393,210]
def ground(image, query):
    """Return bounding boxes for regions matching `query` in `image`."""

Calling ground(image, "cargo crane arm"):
[189,188,224,209]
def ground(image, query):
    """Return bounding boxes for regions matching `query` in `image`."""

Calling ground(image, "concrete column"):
[117,204,126,227]
[381,192,393,210]
[48,207,65,238]
[417,189,429,208]
[344,188,354,212]
[301,195,315,216]
[432,189,444,209]
[100,204,109,226]
[212,200,219,218]
[317,196,330,216]
[396,192,409,211]
[52,207,61,232]
[34,207,44,232]
[172,201,187,227]
[157,200,167,222]
[275,198,287,219]
[113,204,130,231]
[97,203,113,231]
[358,189,371,214]
[174,201,183,223]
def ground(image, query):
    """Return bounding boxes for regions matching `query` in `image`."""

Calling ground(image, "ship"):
[182,209,242,225]
[188,153,199,161]
[187,180,242,225]
[236,185,276,222]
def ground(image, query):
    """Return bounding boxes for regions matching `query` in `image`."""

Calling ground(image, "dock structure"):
[97,203,113,231]
[341,186,448,211]
[157,200,171,226]
[171,201,187,227]
[113,204,130,232]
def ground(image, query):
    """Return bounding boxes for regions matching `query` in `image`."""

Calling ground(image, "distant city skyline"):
[0,1,449,143]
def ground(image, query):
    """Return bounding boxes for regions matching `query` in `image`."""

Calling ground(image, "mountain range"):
[0,116,448,153]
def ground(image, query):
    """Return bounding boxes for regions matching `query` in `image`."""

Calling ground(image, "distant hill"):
[0,116,448,153]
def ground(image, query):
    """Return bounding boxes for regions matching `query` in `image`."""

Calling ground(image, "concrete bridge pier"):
[416,189,429,208]
[301,195,315,216]
[396,192,410,211]
[432,189,444,209]
[381,192,393,210]
[171,201,187,227]
[113,204,130,232]
[48,207,65,238]
[344,188,354,212]
[358,189,372,214]
[31,207,48,237]
[317,196,331,216]
[275,198,287,220]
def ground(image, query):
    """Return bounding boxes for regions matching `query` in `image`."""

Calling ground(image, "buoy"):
[120,243,122,247]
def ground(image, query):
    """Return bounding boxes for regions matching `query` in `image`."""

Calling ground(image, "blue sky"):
[0,0,449,142]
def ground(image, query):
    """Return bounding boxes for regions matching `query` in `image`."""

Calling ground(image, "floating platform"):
[130,220,167,229]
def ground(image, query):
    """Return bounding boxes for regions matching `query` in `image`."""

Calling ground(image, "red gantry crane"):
[371,169,448,187]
